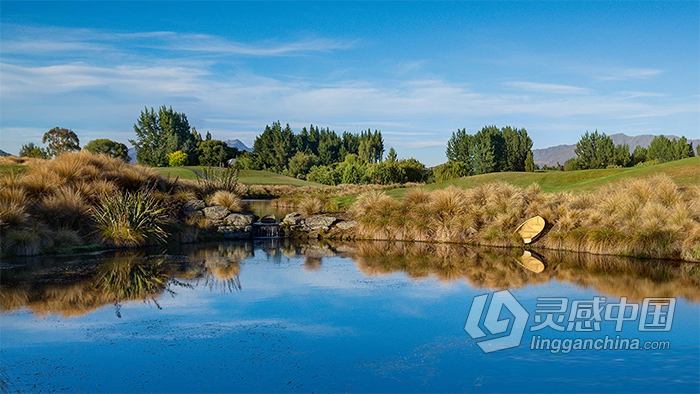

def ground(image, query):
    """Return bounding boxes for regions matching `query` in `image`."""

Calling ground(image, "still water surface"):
[1,241,699,393]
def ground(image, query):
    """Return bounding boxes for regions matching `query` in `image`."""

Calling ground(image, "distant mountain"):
[226,139,251,152]
[533,133,700,167]
[127,148,138,163]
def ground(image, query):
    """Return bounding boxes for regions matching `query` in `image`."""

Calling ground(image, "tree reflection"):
[1,240,698,318]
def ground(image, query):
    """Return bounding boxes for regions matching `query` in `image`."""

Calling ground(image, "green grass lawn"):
[155,166,323,187]
[0,164,28,176]
[331,157,700,205]
[386,156,700,199]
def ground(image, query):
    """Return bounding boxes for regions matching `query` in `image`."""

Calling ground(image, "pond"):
[244,199,295,221]
[1,240,698,393]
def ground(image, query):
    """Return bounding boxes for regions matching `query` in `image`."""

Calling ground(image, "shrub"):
[91,190,168,247]
[167,151,188,167]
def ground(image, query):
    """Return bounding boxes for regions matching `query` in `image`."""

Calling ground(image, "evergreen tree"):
[18,142,49,159]
[386,147,398,163]
[525,151,536,172]
[130,106,197,166]
[573,130,615,169]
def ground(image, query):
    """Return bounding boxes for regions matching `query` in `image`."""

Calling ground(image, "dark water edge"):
[1,239,699,393]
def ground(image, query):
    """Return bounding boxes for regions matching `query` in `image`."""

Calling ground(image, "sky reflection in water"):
[1,240,699,393]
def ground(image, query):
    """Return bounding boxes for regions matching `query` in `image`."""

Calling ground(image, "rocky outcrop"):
[282,212,356,239]
[225,213,258,227]
[202,206,231,221]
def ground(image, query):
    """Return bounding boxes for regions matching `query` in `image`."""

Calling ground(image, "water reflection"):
[1,241,698,318]
[0,369,8,394]
[350,241,700,301]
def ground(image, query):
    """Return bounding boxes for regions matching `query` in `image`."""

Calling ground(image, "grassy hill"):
[155,166,323,187]
[383,156,700,200]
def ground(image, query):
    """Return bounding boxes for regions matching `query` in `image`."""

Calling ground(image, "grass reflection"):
[1,241,698,318]
[348,241,700,301]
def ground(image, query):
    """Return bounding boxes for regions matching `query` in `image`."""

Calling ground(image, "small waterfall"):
[252,223,283,238]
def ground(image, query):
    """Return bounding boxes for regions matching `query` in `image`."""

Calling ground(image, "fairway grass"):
[0,164,28,176]
[384,156,700,199]
[155,166,323,187]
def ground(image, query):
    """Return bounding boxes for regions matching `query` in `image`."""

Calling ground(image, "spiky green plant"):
[92,190,168,247]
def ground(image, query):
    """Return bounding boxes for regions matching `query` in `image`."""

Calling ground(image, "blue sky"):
[1,1,698,165]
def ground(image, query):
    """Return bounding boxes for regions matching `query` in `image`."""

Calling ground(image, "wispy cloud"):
[504,81,591,95]
[582,66,664,81]
[0,24,356,57]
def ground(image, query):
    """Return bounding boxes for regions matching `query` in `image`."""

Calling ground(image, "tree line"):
[436,125,535,181]
[563,131,696,171]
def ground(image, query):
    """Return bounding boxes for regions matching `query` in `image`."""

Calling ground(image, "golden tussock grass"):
[207,190,243,212]
[349,175,700,262]
[0,151,214,256]
[298,195,326,215]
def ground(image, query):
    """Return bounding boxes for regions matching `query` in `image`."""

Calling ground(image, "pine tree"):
[525,151,536,172]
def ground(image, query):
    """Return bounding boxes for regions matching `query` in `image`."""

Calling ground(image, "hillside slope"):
[382,157,700,199]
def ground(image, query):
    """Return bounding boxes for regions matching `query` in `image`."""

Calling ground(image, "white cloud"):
[504,81,591,95]
[0,24,356,57]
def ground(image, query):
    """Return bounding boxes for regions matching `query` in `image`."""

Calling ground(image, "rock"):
[304,215,337,231]
[283,212,301,222]
[225,213,258,227]
[260,214,277,224]
[202,206,231,220]
[283,212,304,226]
[336,220,358,230]
[183,200,206,212]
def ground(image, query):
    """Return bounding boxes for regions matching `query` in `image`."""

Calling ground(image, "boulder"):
[283,212,304,226]
[183,199,206,212]
[336,220,358,230]
[260,214,277,224]
[202,206,231,221]
[225,213,258,227]
[304,215,337,231]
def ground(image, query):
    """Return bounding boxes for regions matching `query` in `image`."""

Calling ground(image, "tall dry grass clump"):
[298,195,326,215]
[0,151,204,256]
[348,175,700,262]
[206,190,243,212]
